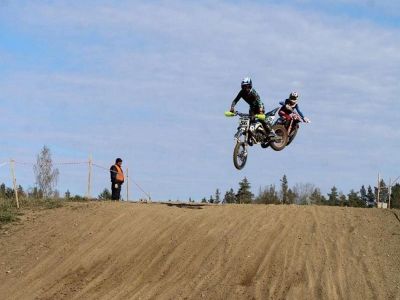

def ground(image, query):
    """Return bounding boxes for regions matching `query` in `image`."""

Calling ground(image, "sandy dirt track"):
[0,202,399,300]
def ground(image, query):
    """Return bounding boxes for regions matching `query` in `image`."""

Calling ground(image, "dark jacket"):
[231,88,265,113]
[110,165,124,184]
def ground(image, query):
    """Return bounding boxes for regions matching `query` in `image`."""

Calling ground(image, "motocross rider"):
[230,77,276,139]
[278,92,310,124]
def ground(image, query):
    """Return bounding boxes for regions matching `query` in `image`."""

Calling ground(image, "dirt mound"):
[1,202,399,299]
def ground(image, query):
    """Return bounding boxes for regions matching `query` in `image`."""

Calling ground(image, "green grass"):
[67,195,90,202]
[18,197,64,209]
[0,197,64,227]
[0,201,18,225]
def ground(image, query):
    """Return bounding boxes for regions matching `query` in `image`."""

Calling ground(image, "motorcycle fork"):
[288,119,294,135]
[235,126,249,143]
[244,124,250,142]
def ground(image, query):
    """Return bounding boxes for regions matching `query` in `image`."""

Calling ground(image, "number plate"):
[240,119,249,126]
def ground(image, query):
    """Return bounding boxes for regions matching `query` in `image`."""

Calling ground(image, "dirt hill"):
[0,202,399,300]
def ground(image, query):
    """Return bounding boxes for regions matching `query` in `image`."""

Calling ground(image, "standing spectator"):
[110,158,124,201]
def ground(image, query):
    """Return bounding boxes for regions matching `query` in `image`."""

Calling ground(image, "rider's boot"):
[263,122,277,140]
[262,131,277,145]
[260,121,274,141]
[268,129,277,138]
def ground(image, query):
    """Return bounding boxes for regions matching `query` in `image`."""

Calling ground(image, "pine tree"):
[309,188,324,205]
[0,183,14,199]
[65,190,71,200]
[0,183,6,199]
[4,187,14,199]
[280,175,289,204]
[390,183,400,209]
[348,190,363,207]
[360,185,367,205]
[378,179,388,204]
[367,185,375,207]
[214,189,221,204]
[223,188,236,204]
[327,186,339,206]
[338,193,347,206]
[236,177,253,204]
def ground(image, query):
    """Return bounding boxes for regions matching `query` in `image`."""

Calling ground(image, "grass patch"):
[0,197,64,227]
[18,197,64,209]
[0,201,18,225]
[67,195,90,202]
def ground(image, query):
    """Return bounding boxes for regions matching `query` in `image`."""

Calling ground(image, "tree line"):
[2,146,399,208]
[201,175,400,209]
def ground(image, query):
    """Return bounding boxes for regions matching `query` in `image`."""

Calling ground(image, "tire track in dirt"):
[0,203,399,300]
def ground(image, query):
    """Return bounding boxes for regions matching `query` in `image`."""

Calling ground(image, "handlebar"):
[224,111,266,121]
[291,113,302,121]
[287,112,311,123]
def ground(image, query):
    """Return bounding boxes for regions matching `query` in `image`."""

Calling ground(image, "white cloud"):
[1,1,399,199]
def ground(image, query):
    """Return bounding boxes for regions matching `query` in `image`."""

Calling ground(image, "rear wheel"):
[269,125,288,151]
[233,142,248,170]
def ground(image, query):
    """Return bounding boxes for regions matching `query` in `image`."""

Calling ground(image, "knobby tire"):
[233,142,247,170]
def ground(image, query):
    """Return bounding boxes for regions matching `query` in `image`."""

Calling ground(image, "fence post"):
[87,155,92,199]
[9,159,20,209]
[126,167,129,202]
[388,178,391,209]
[377,173,380,208]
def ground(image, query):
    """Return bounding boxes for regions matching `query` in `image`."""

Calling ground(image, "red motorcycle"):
[275,108,310,147]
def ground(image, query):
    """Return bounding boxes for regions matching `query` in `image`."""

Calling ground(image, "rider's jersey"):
[280,98,305,119]
[231,88,265,113]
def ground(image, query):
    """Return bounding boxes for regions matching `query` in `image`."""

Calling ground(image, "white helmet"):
[289,91,299,100]
[241,77,252,89]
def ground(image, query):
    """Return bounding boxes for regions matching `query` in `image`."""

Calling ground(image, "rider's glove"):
[303,117,310,123]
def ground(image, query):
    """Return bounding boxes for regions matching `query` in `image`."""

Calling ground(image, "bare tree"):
[292,183,316,205]
[33,146,59,198]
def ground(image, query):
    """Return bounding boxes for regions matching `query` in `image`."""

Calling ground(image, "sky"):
[1,0,399,201]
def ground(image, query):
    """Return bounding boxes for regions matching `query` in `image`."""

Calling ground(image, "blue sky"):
[1,0,399,200]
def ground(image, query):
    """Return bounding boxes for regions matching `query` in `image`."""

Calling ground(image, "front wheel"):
[233,142,248,170]
[269,125,288,151]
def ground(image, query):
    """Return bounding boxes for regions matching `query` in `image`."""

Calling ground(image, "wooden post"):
[377,173,380,208]
[126,167,129,202]
[87,155,92,199]
[388,178,391,209]
[10,159,20,209]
